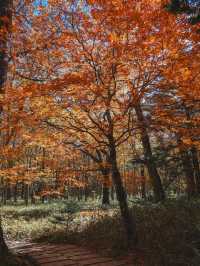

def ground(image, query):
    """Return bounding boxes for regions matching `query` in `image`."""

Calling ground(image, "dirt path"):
[9,241,134,266]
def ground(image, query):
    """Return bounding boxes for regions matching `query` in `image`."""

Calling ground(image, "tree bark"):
[111,186,115,200]
[109,137,137,247]
[183,104,200,195]
[6,183,11,201]
[0,0,11,90]
[31,185,36,204]
[177,135,196,198]
[0,0,12,257]
[101,168,110,205]
[102,184,110,205]
[140,166,146,199]
[0,217,8,256]
[24,184,29,206]
[13,183,17,203]
[190,146,200,194]
[181,150,196,198]
[3,183,7,205]
[134,104,165,202]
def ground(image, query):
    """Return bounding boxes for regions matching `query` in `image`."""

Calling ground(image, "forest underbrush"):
[2,198,200,266]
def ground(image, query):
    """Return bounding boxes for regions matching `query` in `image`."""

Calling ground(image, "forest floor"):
[2,198,200,265]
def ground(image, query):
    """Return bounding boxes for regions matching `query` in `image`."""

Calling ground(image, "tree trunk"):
[31,185,36,204]
[24,183,29,206]
[134,104,165,202]
[111,186,115,201]
[0,217,8,257]
[101,168,110,205]
[3,184,7,205]
[177,135,196,198]
[13,183,17,203]
[181,150,196,198]
[183,104,200,194]
[21,182,25,199]
[190,146,200,194]
[140,166,146,199]
[109,139,137,247]
[102,185,109,205]
[84,186,89,201]
[0,0,13,256]
[6,183,11,201]
[0,0,11,90]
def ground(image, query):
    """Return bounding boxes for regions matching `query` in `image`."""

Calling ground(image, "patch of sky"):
[33,0,48,15]
[189,0,200,7]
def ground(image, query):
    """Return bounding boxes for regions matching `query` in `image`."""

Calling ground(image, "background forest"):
[0,0,200,265]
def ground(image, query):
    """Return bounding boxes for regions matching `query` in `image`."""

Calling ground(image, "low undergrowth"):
[2,199,200,266]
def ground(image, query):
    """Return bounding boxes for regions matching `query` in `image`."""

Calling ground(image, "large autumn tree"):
[28,0,200,244]
[46,0,197,203]
[0,0,199,255]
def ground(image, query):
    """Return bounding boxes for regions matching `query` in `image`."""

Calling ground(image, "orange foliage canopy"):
[0,0,199,195]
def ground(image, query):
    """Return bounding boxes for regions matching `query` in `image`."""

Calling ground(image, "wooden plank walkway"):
[9,241,134,266]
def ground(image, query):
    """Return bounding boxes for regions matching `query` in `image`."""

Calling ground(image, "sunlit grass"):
[2,200,116,241]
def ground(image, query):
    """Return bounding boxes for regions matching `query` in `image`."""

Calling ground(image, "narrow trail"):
[9,241,134,266]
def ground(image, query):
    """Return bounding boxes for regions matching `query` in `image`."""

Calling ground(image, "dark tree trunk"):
[183,104,200,195]
[102,185,109,205]
[140,166,146,199]
[24,183,29,206]
[3,184,7,205]
[111,186,115,201]
[0,0,12,254]
[134,104,165,202]
[181,150,196,198]
[6,184,11,201]
[109,138,137,247]
[21,182,25,199]
[0,189,8,257]
[31,185,36,204]
[101,168,110,205]
[13,183,17,203]
[0,218,8,257]
[190,146,200,194]
[177,135,196,198]
[84,186,89,201]
[0,0,12,89]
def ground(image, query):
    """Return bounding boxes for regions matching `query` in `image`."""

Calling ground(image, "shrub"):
[62,200,81,214]
[50,200,81,230]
